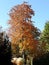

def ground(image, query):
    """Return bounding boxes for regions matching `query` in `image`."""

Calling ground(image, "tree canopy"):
[40,21,49,52]
[8,2,40,57]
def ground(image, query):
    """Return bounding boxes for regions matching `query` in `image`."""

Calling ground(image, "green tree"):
[0,27,12,65]
[40,21,49,52]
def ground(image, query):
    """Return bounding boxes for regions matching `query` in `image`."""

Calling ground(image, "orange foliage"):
[8,2,40,55]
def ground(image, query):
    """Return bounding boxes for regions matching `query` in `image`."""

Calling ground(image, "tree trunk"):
[30,56,33,65]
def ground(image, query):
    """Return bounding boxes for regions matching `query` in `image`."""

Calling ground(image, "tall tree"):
[40,21,49,52]
[8,2,40,58]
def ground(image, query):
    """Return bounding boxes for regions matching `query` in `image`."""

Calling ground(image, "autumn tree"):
[8,2,40,60]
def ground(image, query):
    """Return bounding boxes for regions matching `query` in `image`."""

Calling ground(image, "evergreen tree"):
[40,21,49,52]
[0,27,12,65]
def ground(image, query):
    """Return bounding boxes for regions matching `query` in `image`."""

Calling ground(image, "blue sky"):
[0,0,49,31]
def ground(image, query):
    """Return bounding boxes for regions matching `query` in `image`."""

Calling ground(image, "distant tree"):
[8,2,40,65]
[40,21,49,52]
[0,27,11,65]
